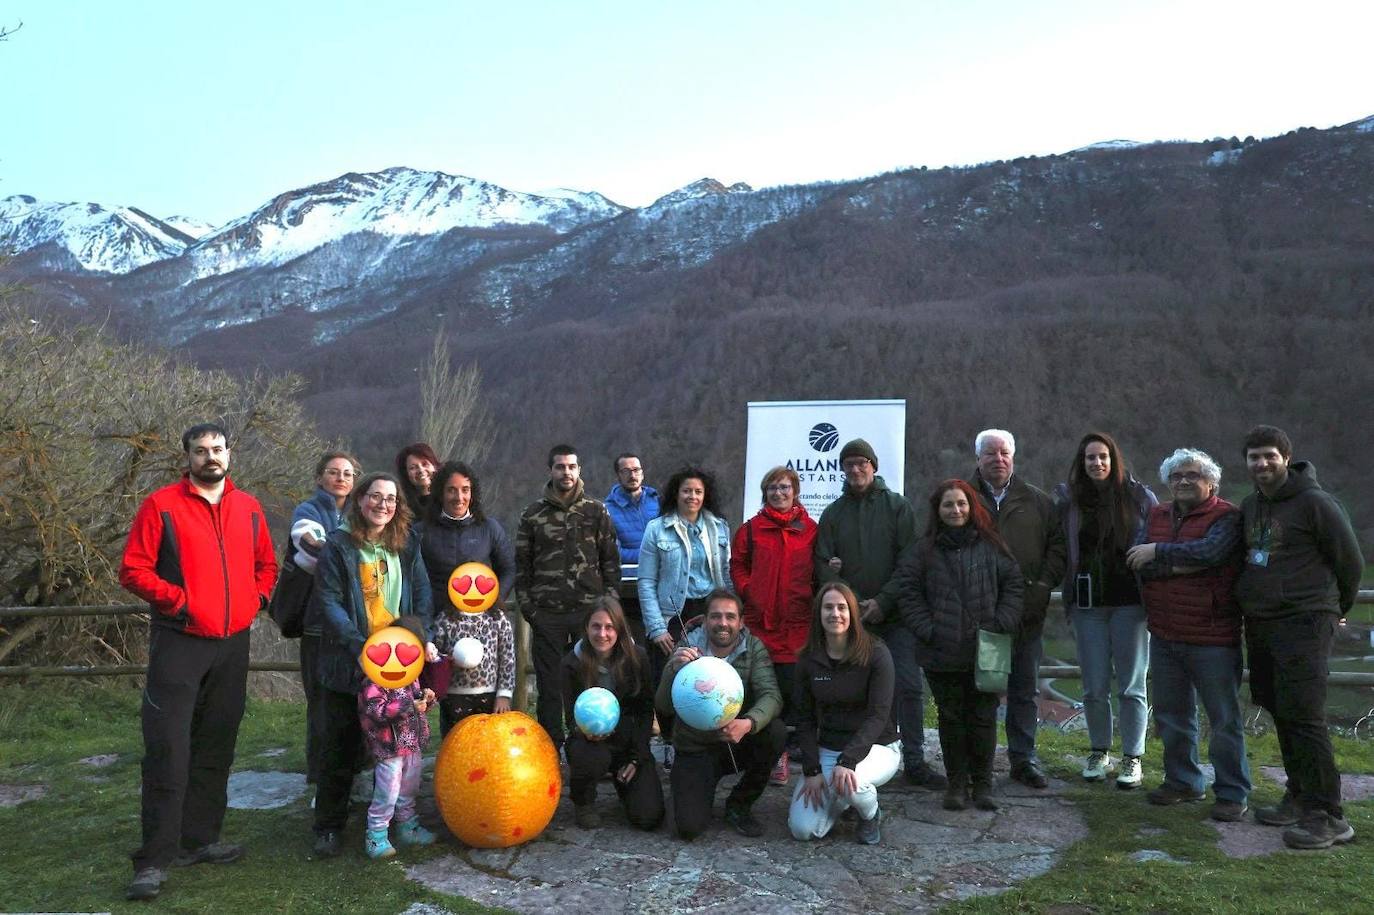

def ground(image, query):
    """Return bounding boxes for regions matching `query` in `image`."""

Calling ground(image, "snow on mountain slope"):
[163,215,218,239]
[187,168,627,277]
[0,195,191,273]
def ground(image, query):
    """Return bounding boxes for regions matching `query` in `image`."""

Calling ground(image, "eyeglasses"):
[841,459,871,471]
[766,484,794,493]
[1167,471,1205,484]
[365,492,398,507]
[323,469,355,479]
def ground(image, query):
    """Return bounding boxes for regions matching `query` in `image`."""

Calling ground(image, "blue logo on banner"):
[808,423,839,453]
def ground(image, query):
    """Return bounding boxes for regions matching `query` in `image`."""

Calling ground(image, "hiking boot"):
[942,781,968,811]
[575,804,602,829]
[1081,751,1113,781]
[1254,791,1301,827]
[312,830,341,858]
[724,805,764,837]
[971,780,999,811]
[1116,756,1143,790]
[365,827,396,859]
[1210,799,1249,822]
[172,842,244,867]
[769,752,790,786]
[1009,760,1049,789]
[903,759,948,789]
[1147,783,1205,806]
[1282,811,1355,850]
[394,818,436,846]
[854,808,882,845]
[126,867,165,901]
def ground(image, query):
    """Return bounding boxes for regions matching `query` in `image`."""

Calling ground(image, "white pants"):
[788,742,901,840]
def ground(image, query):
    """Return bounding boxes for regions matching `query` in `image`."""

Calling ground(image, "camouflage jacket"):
[514,481,621,616]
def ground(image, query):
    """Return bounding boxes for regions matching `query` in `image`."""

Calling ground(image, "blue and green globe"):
[670,656,744,731]
[573,687,621,738]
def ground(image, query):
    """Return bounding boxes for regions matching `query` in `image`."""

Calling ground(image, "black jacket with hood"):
[1235,461,1364,620]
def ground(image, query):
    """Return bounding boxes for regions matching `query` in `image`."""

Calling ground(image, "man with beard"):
[119,423,277,901]
[814,439,944,787]
[1234,425,1364,849]
[656,590,785,839]
[515,444,621,747]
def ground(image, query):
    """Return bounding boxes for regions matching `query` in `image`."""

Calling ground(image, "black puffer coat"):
[894,533,1024,672]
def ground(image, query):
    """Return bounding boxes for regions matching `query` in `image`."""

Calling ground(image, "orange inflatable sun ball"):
[433,711,562,848]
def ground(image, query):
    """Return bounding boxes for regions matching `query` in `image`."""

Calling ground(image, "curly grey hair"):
[974,429,1016,456]
[1158,448,1222,486]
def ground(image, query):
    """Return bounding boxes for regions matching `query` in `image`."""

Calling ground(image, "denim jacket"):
[637,511,730,639]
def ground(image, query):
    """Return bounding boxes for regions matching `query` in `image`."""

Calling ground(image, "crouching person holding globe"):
[560,596,665,830]
[788,581,898,845]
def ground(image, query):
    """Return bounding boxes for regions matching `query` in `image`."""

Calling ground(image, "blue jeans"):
[1073,605,1149,757]
[1149,637,1250,803]
[1005,632,1043,765]
[880,623,928,765]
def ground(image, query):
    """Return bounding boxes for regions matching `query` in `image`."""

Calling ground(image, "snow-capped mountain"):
[0,195,192,273]
[163,215,218,240]
[185,168,627,278]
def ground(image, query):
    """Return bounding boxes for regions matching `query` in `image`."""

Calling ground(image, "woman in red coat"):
[731,465,817,785]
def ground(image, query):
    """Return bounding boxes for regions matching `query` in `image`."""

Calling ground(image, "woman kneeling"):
[788,582,899,845]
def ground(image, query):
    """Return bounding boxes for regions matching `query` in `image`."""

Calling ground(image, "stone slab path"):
[407,742,1088,915]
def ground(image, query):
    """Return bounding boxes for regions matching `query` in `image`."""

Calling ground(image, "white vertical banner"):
[742,400,906,521]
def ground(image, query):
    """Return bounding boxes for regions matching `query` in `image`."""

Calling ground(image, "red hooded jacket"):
[730,504,817,664]
[120,475,277,639]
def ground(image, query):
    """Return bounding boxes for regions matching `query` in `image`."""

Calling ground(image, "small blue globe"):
[573,687,621,738]
[670,656,745,731]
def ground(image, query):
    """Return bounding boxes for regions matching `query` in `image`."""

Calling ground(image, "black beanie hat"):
[839,438,878,471]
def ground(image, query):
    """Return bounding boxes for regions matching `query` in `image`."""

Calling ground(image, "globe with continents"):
[671,656,744,731]
[573,687,621,738]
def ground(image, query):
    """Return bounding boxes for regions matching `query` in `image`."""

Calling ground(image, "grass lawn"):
[2,682,1374,913]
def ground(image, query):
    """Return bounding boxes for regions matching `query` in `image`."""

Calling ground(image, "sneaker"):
[312,830,341,858]
[126,867,165,901]
[365,827,396,859]
[854,808,882,845]
[394,818,436,846]
[1254,791,1301,827]
[171,842,244,867]
[1210,799,1249,822]
[1282,811,1356,850]
[769,753,790,786]
[724,805,764,838]
[1147,783,1205,806]
[903,759,949,790]
[1116,756,1143,790]
[1081,751,1113,782]
[1009,760,1049,789]
[575,804,602,829]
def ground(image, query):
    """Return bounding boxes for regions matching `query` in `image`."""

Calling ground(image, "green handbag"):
[974,628,1013,694]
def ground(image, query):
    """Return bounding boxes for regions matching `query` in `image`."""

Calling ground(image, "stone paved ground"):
[406,736,1089,915]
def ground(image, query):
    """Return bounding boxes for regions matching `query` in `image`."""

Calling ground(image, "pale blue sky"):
[3,0,1370,226]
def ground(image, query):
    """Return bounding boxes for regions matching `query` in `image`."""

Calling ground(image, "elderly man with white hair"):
[965,429,1066,789]
[1125,447,1249,822]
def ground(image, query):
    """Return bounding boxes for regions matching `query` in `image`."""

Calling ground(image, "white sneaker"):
[1081,751,1114,781]
[1116,756,1143,790]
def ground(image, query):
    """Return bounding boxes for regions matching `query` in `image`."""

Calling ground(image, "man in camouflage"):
[515,444,622,746]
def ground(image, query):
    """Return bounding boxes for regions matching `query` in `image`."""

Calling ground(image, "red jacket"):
[730,504,817,664]
[120,476,277,639]
[1140,496,1241,646]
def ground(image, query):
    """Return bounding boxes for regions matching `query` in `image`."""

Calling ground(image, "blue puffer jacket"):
[313,527,434,694]
[638,511,730,639]
[605,484,660,566]
[293,488,346,637]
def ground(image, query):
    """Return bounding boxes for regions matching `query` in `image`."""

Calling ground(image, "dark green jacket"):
[967,470,1067,634]
[655,625,781,753]
[812,476,917,621]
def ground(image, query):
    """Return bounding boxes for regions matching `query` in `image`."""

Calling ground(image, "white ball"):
[452,637,485,669]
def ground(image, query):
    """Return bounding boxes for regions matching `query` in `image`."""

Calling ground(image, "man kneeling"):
[656,589,785,839]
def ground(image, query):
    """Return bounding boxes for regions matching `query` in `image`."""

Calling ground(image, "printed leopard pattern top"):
[432,608,516,697]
